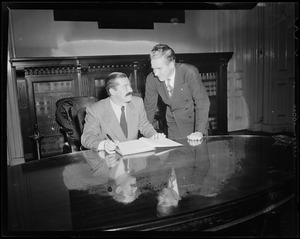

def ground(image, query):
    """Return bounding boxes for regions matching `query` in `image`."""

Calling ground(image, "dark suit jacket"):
[144,63,210,138]
[81,96,157,151]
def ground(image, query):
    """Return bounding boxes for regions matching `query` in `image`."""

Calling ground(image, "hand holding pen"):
[105,134,119,154]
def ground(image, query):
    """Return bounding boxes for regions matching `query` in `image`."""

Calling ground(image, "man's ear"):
[109,87,116,96]
[169,60,175,68]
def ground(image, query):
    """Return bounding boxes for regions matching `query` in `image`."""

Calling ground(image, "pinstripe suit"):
[144,63,210,139]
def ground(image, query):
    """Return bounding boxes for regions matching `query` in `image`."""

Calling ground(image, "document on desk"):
[116,137,183,156]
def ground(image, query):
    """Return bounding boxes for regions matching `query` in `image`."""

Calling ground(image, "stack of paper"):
[116,137,182,156]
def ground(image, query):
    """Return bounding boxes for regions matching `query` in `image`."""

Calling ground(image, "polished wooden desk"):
[6,135,296,233]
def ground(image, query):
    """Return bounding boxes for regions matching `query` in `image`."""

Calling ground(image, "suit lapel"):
[102,99,127,141]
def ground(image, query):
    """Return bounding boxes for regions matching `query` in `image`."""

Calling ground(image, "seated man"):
[81,72,165,154]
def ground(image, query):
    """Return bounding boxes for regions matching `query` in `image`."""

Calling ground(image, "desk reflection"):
[63,138,246,219]
[8,135,295,232]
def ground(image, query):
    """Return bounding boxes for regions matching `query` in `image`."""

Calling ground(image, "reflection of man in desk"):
[155,137,245,216]
[85,150,148,204]
[107,159,138,204]
[63,149,151,205]
[157,167,181,217]
[150,144,210,216]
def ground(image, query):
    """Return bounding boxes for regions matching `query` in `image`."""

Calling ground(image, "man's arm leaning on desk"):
[81,104,106,151]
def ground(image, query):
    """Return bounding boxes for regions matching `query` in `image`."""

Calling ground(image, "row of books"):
[209,117,218,130]
[200,72,217,81]
[203,81,217,96]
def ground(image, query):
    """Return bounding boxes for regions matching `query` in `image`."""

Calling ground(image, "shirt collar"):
[165,68,176,86]
[110,98,126,109]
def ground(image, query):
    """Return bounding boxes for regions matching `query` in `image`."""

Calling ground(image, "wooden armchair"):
[55,96,98,153]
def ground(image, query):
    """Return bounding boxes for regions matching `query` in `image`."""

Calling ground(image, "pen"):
[106,134,120,151]
[106,134,115,143]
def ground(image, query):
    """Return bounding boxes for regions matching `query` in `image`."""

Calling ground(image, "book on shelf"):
[116,137,183,156]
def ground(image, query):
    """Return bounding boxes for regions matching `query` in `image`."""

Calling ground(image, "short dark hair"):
[105,72,128,96]
[150,44,176,63]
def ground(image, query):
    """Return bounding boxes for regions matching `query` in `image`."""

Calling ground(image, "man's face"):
[151,58,174,82]
[119,175,137,203]
[111,77,133,103]
[122,175,137,197]
[157,188,179,207]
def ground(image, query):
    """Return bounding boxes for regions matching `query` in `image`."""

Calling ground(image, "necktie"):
[120,106,128,138]
[125,159,130,173]
[166,79,173,97]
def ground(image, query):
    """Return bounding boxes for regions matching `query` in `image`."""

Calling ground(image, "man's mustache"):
[126,92,133,96]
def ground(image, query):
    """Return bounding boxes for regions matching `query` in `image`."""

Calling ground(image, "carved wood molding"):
[87,63,135,73]
[24,65,78,76]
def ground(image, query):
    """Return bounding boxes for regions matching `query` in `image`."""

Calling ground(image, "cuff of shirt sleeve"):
[97,140,105,151]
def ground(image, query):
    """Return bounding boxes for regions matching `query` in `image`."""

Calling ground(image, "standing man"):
[81,72,165,154]
[144,44,210,140]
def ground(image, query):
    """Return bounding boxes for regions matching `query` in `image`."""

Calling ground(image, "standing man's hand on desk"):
[187,132,204,141]
[151,133,166,140]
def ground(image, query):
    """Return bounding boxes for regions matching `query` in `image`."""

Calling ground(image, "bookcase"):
[11,52,233,160]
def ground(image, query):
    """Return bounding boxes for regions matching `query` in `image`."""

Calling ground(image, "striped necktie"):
[166,79,173,97]
[120,106,128,138]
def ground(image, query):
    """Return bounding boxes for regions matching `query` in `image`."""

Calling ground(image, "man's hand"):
[187,132,203,141]
[151,133,166,140]
[187,138,203,146]
[104,139,119,154]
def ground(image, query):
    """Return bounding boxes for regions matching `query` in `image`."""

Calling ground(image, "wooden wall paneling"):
[286,4,296,134]
[228,10,252,132]
[261,2,295,132]
[136,61,151,98]
[218,59,229,134]
[252,5,265,131]
[78,69,91,97]
[16,78,33,160]
[271,3,294,129]
[7,18,25,165]
[25,69,79,159]
[7,64,25,165]
[234,11,246,127]
[271,3,287,126]
[243,9,255,130]
[262,4,273,129]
